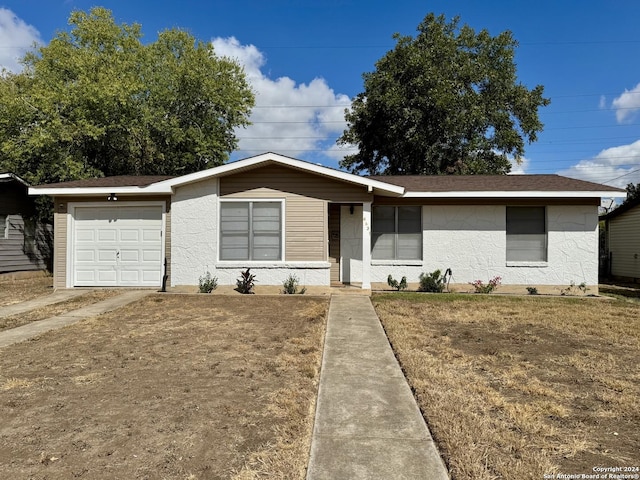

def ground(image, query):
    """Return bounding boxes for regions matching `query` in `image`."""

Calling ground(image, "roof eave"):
[402,191,628,199]
[28,185,174,196]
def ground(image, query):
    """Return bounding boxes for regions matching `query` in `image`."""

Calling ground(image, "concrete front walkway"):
[0,290,150,348]
[0,289,87,319]
[307,295,449,480]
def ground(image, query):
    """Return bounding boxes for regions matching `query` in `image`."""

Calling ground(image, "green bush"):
[198,271,218,293]
[387,274,408,291]
[419,270,446,293]
[235,268,257,294]
[282,274,306,294]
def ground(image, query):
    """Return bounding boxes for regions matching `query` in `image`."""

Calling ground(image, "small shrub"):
[387,274,408,291]
[561,281,588,296]
[282,274,306,294]
[236,268,257,294]
[526,286,538,295]
[470,276,502,294]
[419,270,446,293]
[198,271,218,293]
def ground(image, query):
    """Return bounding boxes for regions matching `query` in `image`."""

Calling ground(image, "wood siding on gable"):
[609,205,640,279]
[220,165,372,262]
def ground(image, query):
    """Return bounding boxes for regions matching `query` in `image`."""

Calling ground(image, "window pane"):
[220,203,249,260]
[253,233,280,260]
[506,207,547,262]
[252,202,280,233]
[397,233,422,260]
[507,234,547,262]
[372,206,395,233]
[372,233,395,260]
[398,206,421,233]
[220,203,249,232]
[506,206,545,234]
[220,234,249,260]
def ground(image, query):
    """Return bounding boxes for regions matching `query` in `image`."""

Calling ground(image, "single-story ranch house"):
[30,152,625,292]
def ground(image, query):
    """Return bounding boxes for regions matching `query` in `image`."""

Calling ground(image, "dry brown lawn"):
[0,274,53,306]
[0,294,328,479]
[374,293,640,480]
[0,289,121,332]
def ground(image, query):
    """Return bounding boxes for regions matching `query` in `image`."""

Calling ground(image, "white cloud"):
[0,8,41,73]
[212,36,351,163]
[557,139,640,188]
[612,82,640,123]
[508,156,530,175]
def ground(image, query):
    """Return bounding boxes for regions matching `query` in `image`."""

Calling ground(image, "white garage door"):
[73,205,163,287]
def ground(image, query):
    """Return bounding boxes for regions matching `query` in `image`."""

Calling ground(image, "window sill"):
[506,261,548,268]
[371,260,423,266]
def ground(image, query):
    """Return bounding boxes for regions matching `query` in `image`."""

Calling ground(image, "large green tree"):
[0,7,254,186]
[338,13,550,175]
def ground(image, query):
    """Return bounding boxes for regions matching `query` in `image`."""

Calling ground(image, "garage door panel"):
[119,230,140,242]
[98,249,118,262]
[75,250,95,262]
[76,230,96,242]
[119,249,139,262]
[98,229,118,242]
[142,270,161,282]
[97,270,117,283]
[73,205,163,287]
[142,250,161,262]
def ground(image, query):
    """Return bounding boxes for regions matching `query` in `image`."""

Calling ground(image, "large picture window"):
[220,201,282,261]
[506,206,547,262]
[372,206,422,260]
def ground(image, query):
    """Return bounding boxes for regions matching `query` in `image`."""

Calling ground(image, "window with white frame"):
[506,206,547,262]
[220,201,282,261]
[372,206,422,260]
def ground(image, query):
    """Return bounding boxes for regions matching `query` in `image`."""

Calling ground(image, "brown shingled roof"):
[31,175,175,189]
[366,174,624,193]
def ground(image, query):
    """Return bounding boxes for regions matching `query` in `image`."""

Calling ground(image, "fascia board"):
[402,191,628,199]
[1,173,30,186]
[28,185,174,196]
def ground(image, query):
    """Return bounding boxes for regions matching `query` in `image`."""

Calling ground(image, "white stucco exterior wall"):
[171,179,219,285]
[371,204,599,287]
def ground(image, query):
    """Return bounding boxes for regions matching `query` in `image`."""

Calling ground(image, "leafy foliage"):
[387,274,408,291]
[526,286,539,295]
[236,268,257,294]
[470,276,502,294]
[198,271,218,293]
[418,270,446,293]
[282,274,306,294]
[0,7,254,192]
[624,183,640,203]
[339,13,549,175]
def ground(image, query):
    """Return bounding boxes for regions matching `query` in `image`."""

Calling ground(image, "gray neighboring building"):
[601,197,640,282]
[0,173,52,274]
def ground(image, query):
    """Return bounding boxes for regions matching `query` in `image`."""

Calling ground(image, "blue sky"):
[1,0,640,190]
